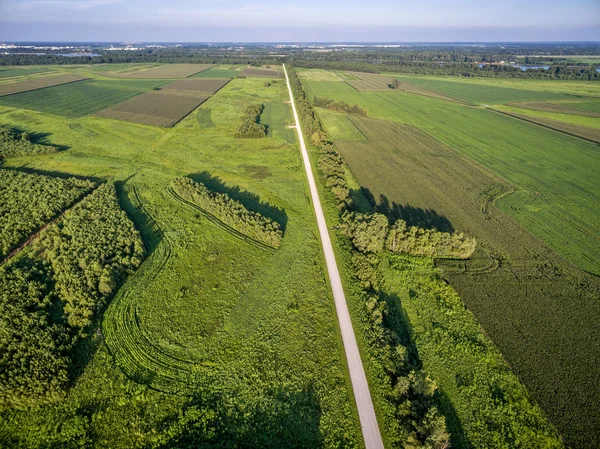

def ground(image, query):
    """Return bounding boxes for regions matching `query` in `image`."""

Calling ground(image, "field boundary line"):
[284,63,385,449]
[486,106,600,144]
[0,183,97,268]
[166,186,277,252]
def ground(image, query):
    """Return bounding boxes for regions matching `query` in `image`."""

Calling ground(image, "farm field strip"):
[395,75,574,104]
[104,63,214,79]
[0,67,55,79]
[0,74,88,96]
[509,100,600,117]
[161,78,232,95]
[240,67,282,78]
[190,66,241,78]
[489,106,600,143]
[344,71,459,102]
[95,91,208,127]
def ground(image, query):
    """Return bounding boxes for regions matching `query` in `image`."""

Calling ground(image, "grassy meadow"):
[0,71,362,447]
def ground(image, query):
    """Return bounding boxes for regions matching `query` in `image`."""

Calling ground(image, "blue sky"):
[0,0,598,42]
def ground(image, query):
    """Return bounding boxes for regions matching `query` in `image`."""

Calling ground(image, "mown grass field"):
[0,75,362,447]
[241,67,282,78]
[306,73,600,448]
[0,79,168,117]
[509,100,600,117]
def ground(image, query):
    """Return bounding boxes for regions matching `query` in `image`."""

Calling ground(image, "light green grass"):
[190,66,239,79]
[495,104,600,128]
[316,107,365,140]
[0,76,362,447]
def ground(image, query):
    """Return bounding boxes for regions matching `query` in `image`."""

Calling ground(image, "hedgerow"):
[235,104,267,138]
[171,177,282,248]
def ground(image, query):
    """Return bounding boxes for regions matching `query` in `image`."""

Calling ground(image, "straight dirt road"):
[283,64,385,449]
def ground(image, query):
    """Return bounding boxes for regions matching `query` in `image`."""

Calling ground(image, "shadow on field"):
[115,177,161,256]
[155,384,323,449]
[362,188,455,232]
[10,125,71,151]
[2,165,103,184]
[188,171,288,232]
[382,292,471,448]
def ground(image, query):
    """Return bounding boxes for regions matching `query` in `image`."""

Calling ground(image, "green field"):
[190,66,240,78]
[0,67,54,78]
[306,73,600,448]
[394,76,574,104]
[0,79,169,118]
[315,108,365,140]
[0,75,362,447]
[304,80,600,276]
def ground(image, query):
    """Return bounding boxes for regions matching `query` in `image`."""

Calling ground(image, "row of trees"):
[287,67,352,210]
[288,64,452,448]
[0,170,93,259]
[171,177,282,248]
[0,183,145,408]
[338,212,476,259]
[313,96,367,116]
[0,125,58,159]
[235,104,267,138]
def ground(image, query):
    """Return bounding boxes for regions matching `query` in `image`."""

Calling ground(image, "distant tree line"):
[313,97,367,116]
[0,170,93,259]
[171,177,282,248]
[0,183,144,408]
[0,125,58,159]
[235,104,267,138]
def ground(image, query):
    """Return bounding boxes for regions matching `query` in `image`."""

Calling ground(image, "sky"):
[0,0,599,42]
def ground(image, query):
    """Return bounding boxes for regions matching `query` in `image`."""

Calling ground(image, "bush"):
[314,96,367,116]
[387,219,476,259]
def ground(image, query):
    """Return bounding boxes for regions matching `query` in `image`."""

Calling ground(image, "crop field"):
[190,66,241,78]
[490,107,600,143]
[311,73,600,447]
[104,63,214,79]
[296,68,343,81]
[95,91,208,127]
[344,71,459,102]
[394,75,574,104]
[240,67,282,78]
[0,74,88,96]
[304,80,600,276]
[0,73,364,447]
[509,100,600,117]
[161,78,231,94]
[0,67,54,78]
[0,79,168,117]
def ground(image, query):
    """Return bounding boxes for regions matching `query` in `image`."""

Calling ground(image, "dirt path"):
[283,64,385,449]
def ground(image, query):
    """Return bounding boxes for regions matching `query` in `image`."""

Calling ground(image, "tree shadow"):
[8,125,70,151]
[115,177,161,256]
[155,384,323,449]
[187,171,288,232]
[1,165,103,184]
[382,292,471,448]
[362,188,454,232]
